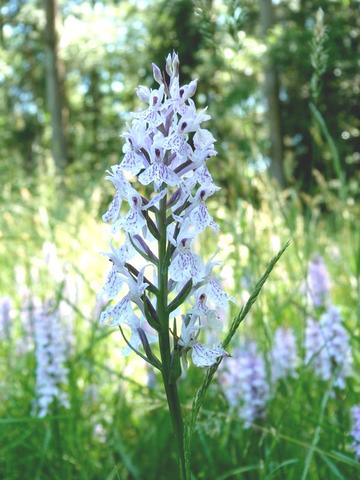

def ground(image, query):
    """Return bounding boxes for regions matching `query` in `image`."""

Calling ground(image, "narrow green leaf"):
[301,382,333,480]
[111,434,141,480]
[169,348,182,384]
[265,459,299,479]
[216,465,260,480]
[168,279,193,313]
[329,452,360,470]
[143,294,160,330]
[138,327,162,369]
[310,102,346,199]
[189,241,290,436]
[319,452,346,480]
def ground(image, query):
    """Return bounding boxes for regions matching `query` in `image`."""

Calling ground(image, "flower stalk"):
[157,192,187,479]
[98,52,288,479]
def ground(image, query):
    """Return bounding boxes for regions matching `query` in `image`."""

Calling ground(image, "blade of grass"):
[112,434,141,480]
[185,242,290,478]
[310,102,346,200]
[329,452,360,469]
[216,465,260,480]
[265,459,299,479]
[252,423,360,471]
[35,426,52,480]
[301,377,335,480]
[301,380,334,480]
[190,241,290,435]
[318,452,346,480]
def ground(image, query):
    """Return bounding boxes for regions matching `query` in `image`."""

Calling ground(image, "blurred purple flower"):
[33,303,70,417]
[305,306,352,389]
[16,294,40,354]
[306,255,330,308]
[271,327,298,383]
[219,342,270,428]
[350,406,360,460]
[0,297,12,341]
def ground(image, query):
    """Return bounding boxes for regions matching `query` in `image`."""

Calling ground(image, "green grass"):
[0,170,359,479]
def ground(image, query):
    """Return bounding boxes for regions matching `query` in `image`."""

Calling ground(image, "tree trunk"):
[43,0,67,171]
[90,68,100,167]
[259,0,285,186]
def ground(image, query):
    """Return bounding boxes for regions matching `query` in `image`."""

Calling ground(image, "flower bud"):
[167,189,181,208]
[166,51,179,78]
[185,79,198,99]
[136,85,150,103]
[152,63,163,85]
[132,234,158,263]
[165,53,172,76]
[172,53,179,77]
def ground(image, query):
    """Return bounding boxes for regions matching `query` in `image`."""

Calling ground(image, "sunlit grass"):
[0,167,359,479]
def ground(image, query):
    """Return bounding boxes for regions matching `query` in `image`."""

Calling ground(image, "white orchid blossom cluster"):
[270,327,298,383]
[219,342,270,428]
[0,297,12,341]
[350,406,360,460]
[305,306,352,389]
[33,302,70,417]
[304,257,352,389]
[218,328,298,429]
[99,52,230,369]
[306,255,330,309]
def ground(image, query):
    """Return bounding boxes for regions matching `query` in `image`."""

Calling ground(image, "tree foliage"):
[0,0,359,199]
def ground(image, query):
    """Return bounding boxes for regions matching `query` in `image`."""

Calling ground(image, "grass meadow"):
[1,167,359,479]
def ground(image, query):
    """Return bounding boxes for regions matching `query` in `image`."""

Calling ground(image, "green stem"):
[157,194,188,480]
[161,366,187,479]
[52,401,64,477]
[310,102,346,201]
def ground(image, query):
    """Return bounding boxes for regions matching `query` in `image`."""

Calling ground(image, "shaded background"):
[1,0,359,201]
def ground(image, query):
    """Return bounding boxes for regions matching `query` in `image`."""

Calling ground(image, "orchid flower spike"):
[99,53,229,373]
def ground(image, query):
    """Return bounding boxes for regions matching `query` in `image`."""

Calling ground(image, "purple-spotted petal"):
[192,343,226,367]
[100,296,133,327]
